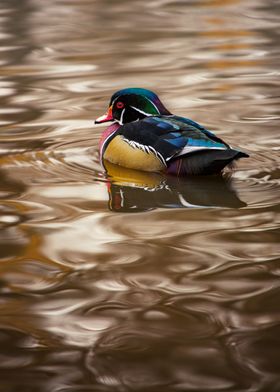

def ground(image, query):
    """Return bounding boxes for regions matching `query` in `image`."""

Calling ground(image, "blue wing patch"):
[146,117,180,130]
[187,138,226,148]
[166,137,187,148]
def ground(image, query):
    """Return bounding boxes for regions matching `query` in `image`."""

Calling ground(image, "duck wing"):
[118,115,229,164]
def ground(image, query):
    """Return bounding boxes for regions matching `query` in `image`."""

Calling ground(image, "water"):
[0,0,279,391]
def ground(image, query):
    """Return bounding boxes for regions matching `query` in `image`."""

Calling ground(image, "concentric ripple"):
[0,0,279,391]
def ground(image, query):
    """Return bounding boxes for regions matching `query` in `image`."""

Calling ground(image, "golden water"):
[0,0,279,391]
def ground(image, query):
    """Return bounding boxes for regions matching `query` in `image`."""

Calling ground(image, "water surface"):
[0,0,279,391]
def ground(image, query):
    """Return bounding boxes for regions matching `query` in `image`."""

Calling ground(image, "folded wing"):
[119,115,229,164]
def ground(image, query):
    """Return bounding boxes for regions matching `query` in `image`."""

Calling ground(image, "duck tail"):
[168,149,249,176]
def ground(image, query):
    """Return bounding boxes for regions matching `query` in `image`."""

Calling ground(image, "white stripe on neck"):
[146,97,160,115]
[130,105,153,117]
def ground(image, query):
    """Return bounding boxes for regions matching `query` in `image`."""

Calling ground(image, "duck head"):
[95,88,171,125]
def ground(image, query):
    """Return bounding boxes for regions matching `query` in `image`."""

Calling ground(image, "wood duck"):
[95,88,249,175]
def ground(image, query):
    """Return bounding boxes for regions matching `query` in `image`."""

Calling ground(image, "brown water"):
[0,0,279,391]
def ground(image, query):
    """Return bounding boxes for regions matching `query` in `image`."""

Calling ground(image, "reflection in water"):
[104,161,247,212]
[0,0,279,391]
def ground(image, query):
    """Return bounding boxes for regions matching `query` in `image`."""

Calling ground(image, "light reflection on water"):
[0,0,279,391]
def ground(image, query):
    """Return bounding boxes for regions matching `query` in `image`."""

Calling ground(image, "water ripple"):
[0,0,279,390]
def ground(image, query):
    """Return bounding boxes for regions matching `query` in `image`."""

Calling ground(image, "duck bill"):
[95,106,113,124]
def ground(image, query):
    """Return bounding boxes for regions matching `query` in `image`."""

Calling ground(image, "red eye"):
[116,101,124,109]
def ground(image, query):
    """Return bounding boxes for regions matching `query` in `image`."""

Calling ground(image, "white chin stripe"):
[118,108,125,125]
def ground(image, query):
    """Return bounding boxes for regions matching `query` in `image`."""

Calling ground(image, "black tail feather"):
[172,149,249,176]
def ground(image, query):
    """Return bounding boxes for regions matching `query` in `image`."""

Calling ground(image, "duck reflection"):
[103,161,246,212]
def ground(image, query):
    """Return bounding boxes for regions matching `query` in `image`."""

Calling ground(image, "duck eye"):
[116,101,124,109]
